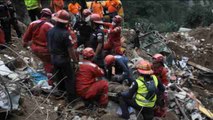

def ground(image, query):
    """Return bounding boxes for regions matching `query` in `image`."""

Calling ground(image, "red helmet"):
[52,10,70,23]
[113,15,122,24]
[136,60,153,75]
[83,9,91,17]
[105,55,115,66]
[82,47,95,58]
[153,54,164,63]
[41,8,52,16]
[90,14,102,24]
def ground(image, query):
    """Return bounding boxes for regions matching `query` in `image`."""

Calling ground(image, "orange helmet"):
[153,53,164,63]
[52,10,70,23]
[41,8,52,16]
[90,14,102,24]
[83,9,91,17]
[113,15,122,24]
[136,60,153,75]
[105,55,115,66]
[82,47,95,58]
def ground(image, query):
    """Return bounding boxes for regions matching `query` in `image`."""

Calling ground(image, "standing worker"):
[0,0,22,45]
[22,8,54,84]
[90,0,104,19]
[73,9,93,47]
[76,47,108,107]
[50,0,64,13]
[103,15,123,55]
[88,14,105,71]
[68,0,81,15]
[118,60,165,119]
[24,0,41,21]
[47,10,78,102]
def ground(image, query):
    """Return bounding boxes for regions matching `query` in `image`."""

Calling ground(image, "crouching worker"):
[105,55,134,85]
[118,60,165,119]
[76,47,108,107]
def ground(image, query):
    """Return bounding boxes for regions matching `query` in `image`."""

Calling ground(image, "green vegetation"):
[121,0,213,32]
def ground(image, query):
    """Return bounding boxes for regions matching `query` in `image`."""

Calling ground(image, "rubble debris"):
[188,61,213,73]
[0,76,20,111]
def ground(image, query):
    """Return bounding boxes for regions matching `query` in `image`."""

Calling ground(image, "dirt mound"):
[166,26,213,69]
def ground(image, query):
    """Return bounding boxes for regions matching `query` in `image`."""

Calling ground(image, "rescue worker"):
[104,0,121,22]
[76,47,108,107]
[0,0,22,44]
[152,53,169,86]
[105,55,133,84]
[118,60,165,119]
[133,30,140,50]
[152,53,168,117]
[90,0,104,18]
[47,10,78,102]
[103,15,123,55]
[23,8,54,84]
[87,14,105,71]
[24,0,41,21]
[50,0,64,13]
[68,0,81,15]
[73,9,93,47]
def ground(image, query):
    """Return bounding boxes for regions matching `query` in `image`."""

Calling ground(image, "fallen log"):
[187,61,213,73]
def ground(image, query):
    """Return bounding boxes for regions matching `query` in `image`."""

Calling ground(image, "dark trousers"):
[53,62,76,102]
[1,20,11,43]
[28,8,41,21]
[10,19,22,38]
[119,97,154,120]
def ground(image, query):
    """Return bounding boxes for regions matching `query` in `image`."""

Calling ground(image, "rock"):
[200,39,205,42]
[191,112,202,120]
[72,116,81,120]
[178,27,192,32]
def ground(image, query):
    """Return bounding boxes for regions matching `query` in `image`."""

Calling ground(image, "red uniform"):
[153,66,168,117]
[153,66,168,86]
[103,23,123,55]
[23,17,54,84]
[0,28,5,44]
[76,60,108,106]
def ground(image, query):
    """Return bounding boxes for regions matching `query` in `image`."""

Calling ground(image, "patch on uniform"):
[97,33,103,40]
[69,35,72,40]
[92,33,96,36]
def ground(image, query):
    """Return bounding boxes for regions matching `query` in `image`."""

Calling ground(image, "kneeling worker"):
[76,47,108,107]
[105,54,134,84]
[118,60,165,119]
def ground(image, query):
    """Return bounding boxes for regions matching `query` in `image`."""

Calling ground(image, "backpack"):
[142,77,157,100]
[0,2,9,18]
